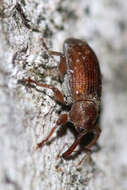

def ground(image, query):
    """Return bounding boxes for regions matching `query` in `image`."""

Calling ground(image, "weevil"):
[25,38,102,159]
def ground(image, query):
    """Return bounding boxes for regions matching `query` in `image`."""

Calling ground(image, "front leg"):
[84,126,101,150]
[62,130,88,159]
[62,126,101,159]
[36,113,68,149]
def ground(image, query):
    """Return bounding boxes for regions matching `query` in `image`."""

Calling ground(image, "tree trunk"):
[0,0,127,190]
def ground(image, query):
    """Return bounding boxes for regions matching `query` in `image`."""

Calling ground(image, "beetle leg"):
[41,39,67,79]
[25,77,65,104]
[56,143,68,160]
[41,37,63,57]
[84,126,101,150]
[42,38,67,81]
[62,130,88,159]
[62,127,101,158]
[48,53,67,81]
[58,55,67,80]
[36,113,68,149]
[48,51,67,80]
[48,50,63,57]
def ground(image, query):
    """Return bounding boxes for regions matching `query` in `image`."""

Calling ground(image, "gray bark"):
[0,0,127,190]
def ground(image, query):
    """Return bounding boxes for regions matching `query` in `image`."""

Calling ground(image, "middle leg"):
[24,77,65,104]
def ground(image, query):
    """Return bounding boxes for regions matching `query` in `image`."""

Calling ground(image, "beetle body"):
[25,38,102,159]
[60,38,101,133]
[63,38,101,101]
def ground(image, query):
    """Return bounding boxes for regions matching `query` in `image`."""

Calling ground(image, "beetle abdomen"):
[63,38,101,101]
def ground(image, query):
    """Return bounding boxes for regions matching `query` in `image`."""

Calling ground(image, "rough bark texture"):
[0,0,127,190]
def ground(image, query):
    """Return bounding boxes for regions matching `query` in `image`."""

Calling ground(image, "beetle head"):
[69,101,98,132]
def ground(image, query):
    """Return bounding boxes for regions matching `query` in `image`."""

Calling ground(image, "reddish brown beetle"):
[25,38,102,159]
